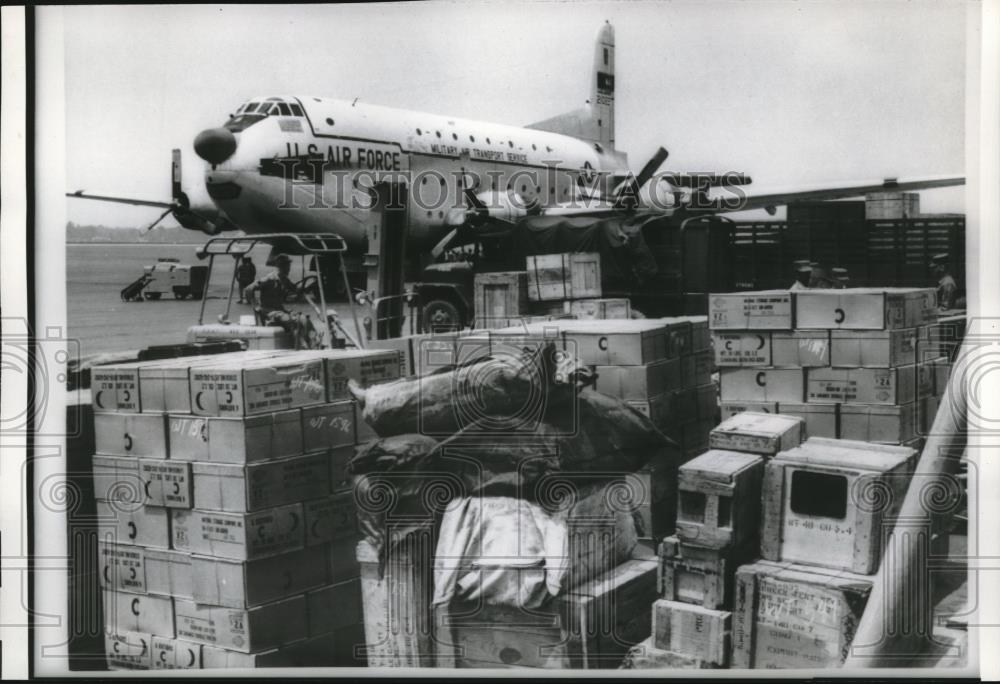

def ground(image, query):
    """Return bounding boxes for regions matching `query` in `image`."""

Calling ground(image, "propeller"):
[613,147,670,209]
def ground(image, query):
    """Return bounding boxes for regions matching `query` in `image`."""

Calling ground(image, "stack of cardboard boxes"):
[624,412,920,669]
[92,348,400,670]
[711,288,947,447]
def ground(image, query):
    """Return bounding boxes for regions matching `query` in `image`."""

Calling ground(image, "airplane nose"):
[193,127,237,165]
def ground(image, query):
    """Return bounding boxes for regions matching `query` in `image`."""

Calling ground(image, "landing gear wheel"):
[422,299,462,332]
[144,292,162,301]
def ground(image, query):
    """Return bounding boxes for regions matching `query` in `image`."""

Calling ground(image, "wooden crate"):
[526,253,602,301]
[760,437,915,574]
[652,599,730,666]
[676,450,764,549]
[732,559,873,669]
[435,554,658,669]
[657,536,756,610]
[357,534,436,667]
[473,271,528,328]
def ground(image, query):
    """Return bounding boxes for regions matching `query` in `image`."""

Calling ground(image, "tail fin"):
[526,22,615,149]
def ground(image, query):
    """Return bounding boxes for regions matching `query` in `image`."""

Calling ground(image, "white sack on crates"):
[432,480,638,610]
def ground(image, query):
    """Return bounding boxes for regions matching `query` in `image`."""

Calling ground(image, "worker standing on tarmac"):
[831,267,850,289]
[931,253,959,310]
[236,256,256,304]
[808,260,839,289]
[790,260,812,290]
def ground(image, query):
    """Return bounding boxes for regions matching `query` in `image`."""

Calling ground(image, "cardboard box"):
[94,413,168,458]
[676,450,764,549]
[170,410,303,464]
[794,288,937,330]
[329,445,355,491]
[594,358,680,401]
[138,458,192,508]
[719,368,804,404]
[830,328,920,368]
[676,384,717,426]
[526,252,602,301]
[170,504,304,560]
[191,453,330,512]
[680,350,713,389]
[301,401,356,453]
[732,560,872,668]
[474,271,528,325]
[672,316,711,353]
[708,291,793,330]
[138,351,283,414]
[304,490,357,546]
[709,411,804,456]
[306,579,363,635]
[839,403,917,444]
[190,545,329,608]
[96,500,170,549]
[806,366,916,405]
[409,331,493,377]
[621,636,722,669]
[189,353,326,416]
[626,392,676,431]
[91,360,147,413]
[712,332,771,367]
[651,599,730,666]
[657,536,756,610]
[173,595,309,653]
[102,588,174,637]
[719,402,779,420]
[98,543,194,598]
[321,349,401,401]
[151,636,202,670]
[771,330,830,367]
[557,320,668,366]
[569,298,631,320]
[777,402,838,439]
[92,454,142,503]
[104,630,153,670]
[760,437,916,573]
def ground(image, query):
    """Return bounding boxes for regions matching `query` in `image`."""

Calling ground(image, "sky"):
[57,0,970,228]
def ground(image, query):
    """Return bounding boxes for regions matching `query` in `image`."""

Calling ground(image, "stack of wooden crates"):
[710,288,950,448]
[92,348,399,670]
[624,409,924,669]
[472,252,631,329]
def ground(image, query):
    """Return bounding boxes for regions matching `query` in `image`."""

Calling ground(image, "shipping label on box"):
[771,331,830,367]
[139,459,192,508]
[94,413,168,458]
[708,291,793,330]
[306,579,363,635]
[709,412,804,456]
[681,350,714,388]
[92,362,144,413]
[104,630,153,670]
[93,454,143,503]
[102,588,174,637]
[304,490,357,546]
[652,599,730,666]
[170,504,304,560]
[174,595,309,653]
[302,401,356,453]
[138,351,283,414]
[712,332,771,367]
[720,402,779,420]
[190,355,326,416]
[777,402,838,439]
[594,358,680,401]
[96,500,171,549]
[199,410,303,464]
[190,545,329,609]
[830,328,919,368]
[839,403,916,444]
[191,453,330,513]
[719,368,804,403]
[98,542,146,594]
[151,636,202,670]
[323,349,401,401]
[806,366,916,405]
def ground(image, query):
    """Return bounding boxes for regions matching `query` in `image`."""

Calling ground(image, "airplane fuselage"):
[204,96,627,251]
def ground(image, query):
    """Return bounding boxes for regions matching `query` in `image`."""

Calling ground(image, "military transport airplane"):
[68,22,964,258]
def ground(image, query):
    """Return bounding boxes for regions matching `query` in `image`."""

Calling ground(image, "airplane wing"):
[66,190,173,209]
[711,175,964,214]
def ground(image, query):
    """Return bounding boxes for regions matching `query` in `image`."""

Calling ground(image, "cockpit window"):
[289,103,303,116]
[224,98,303,132]
[244,102,260,113]
[277,103,291,116]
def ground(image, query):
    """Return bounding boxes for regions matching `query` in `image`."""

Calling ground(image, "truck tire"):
[174,287,190,300]
[144,292,162,301]
[422,299,462,332]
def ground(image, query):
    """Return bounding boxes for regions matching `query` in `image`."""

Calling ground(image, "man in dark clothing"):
[243,254,298,328]
[236,256,257,304]
[931,253,958,310]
